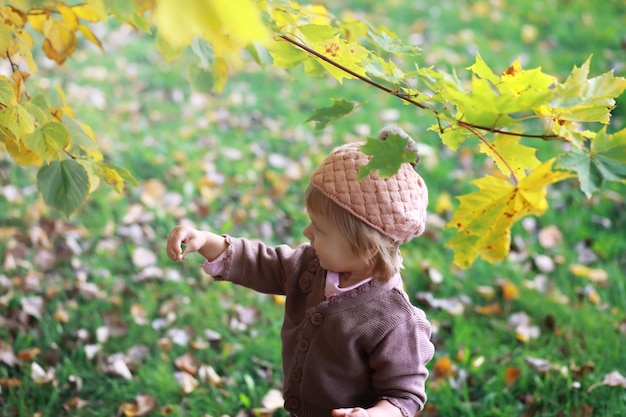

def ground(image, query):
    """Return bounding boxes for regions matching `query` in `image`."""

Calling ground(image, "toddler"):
[166,126,435,417]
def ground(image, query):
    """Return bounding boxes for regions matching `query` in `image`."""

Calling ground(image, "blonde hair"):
[304,184,403,282]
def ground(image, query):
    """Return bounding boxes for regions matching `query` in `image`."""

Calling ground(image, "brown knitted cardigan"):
[212,236,434,417]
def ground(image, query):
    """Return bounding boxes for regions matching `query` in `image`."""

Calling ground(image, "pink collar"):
[324,270,372,299]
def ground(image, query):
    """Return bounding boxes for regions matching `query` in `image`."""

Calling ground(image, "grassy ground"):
[1,0,626,416]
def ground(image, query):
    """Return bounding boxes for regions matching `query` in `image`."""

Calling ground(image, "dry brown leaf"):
[504,366,521,386]
[524,356,567,376]
[475,302,502,316]
[105,355,133,380]
[496,279,520,301]
[84,344,101,360]
[132,247,157,269]
[476,285,495,301]
[174,372,198,394]
[0,377,21,388]
[0,342,19,367]
[570,404,594,417]
[54,306,70,323]
[63,397,90,411]
[588,370,626,392]
[130,304,149,325]
[198,364,223,386]
[17,347,41,361]
[508,312,540,343]
[21,296,43,319]
[569,264,608,283]
[259,388,284,413]
[102,310,129,337]
[433,356,455,378]
[31,362,56,385]
[415,292,470,316]
[119,394,158,417]
[174,352,199,375]
[538,225,563,248]
[126,345,150,370]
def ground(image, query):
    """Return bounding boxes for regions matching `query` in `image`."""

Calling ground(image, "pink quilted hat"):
[309,125,428,243]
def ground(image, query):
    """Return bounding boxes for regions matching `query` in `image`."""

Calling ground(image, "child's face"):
[303,210,371,280]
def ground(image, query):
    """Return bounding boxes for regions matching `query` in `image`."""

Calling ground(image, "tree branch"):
[278,34,563,142]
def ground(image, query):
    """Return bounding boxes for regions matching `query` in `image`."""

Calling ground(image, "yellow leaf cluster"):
[153,0,269,58]
[446,159,575,268]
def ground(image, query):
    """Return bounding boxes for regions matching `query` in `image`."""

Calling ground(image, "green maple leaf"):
[367,30,420,55]
[305,99,355,130]
[358,133,417,180]
[556,127,626,197]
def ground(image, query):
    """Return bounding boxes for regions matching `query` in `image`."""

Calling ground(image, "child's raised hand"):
[331,407,370,417]
[166,225,207,261]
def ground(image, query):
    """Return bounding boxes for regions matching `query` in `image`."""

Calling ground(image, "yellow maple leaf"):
[479,133,541,180]
[446,159,575,268]
[153,0,268,58]
[311,36,369,83]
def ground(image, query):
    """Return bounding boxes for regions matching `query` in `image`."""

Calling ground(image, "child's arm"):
[332,400,403,417]
[166,225,227,262]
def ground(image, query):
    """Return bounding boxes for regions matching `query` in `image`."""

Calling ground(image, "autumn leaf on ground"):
[588,370,626,392]
[306,99,355,131]
[446,158,575,268]
[358,132,417,180]
[556,127,626,197]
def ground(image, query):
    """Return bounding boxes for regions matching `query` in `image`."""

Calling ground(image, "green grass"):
[1,0,626,416]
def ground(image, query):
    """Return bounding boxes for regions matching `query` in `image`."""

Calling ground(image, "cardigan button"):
[285,396,300,411]
[310,312,323,325]
[298,339,309,352]
[291,369,302,382]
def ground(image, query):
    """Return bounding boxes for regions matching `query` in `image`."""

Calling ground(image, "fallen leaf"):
[433,356,455,378]
[496,279,520,301]
[17,347,41,361]
[132,247,158,269]
[63,397,90,411]
[569,264,608,283]
[260,388,284,412]
[31,362,56,385]
[0,378,21,388]
[508,312,541,343]
[524,356,567,376]
[504,366,522,386]
[588,370,626,392]
[119,394,158,417]
[106,355,133,380]
[198,364,223,386]
[0,342,19,367]
[130,303,149,325]
[476,285,496,301]
[54,305,70,323]
[174,352,200,376]
[174,372,198,394]
[84,344,101,360]
[475,302,502,316]
[21,296,44,319]
[537,225,563,248]
[415,292,470,315]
